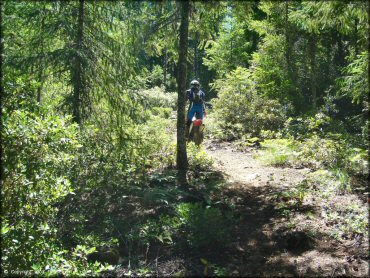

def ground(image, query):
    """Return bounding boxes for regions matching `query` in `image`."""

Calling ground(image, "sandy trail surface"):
[204,140,310,187]
[201,140,368,277]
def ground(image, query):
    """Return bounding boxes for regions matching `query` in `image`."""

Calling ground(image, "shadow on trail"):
[133,169,320,277]
[84,168,324,277]
[204,180,314,277]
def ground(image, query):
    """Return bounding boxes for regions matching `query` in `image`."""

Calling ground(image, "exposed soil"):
[205,140,310,187]
[105,139,368,277]
[202,140,369,277]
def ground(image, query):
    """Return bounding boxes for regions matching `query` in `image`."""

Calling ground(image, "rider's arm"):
[186,89,192,102]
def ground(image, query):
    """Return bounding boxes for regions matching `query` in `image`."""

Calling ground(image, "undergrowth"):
[262,138,368,242]
[256,136,368,180]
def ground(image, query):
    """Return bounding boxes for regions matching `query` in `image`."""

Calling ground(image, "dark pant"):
[187,104,204,126]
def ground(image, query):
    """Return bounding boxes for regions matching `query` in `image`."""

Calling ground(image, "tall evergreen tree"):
[176,0,190,181]
[0,0,4,185]
[71,0,85,124]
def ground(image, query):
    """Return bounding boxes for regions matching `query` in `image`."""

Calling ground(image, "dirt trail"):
[204,140,309,187]
[203,140,368,277]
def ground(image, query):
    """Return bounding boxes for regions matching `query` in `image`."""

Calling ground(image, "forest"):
[1,1,369,277]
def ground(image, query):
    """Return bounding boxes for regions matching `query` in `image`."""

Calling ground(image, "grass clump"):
[304,170,368,239]
[138,202,233,253]
[187,142,214,171]
[257,134,368,243]
[256,138,300,167]
[176,202,233,251]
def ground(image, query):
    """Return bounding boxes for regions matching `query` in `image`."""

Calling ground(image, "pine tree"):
[176,0,190,182]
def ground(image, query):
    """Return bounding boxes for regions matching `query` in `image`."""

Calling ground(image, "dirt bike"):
[188,112,205,146]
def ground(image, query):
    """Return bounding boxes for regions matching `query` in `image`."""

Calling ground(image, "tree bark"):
[0,0,4,184]
[285,0,291,74]
[337,32,345,69]
[284,0,298,86]
[72,0,85,124]
[194,31,199,79]
[163,47,167,89]
[285,0,297,79]
[176,0,189,182]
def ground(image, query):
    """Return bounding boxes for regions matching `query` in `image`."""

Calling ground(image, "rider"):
[186,79,206,139]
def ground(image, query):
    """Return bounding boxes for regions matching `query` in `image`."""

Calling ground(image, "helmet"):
[190,80,200,88]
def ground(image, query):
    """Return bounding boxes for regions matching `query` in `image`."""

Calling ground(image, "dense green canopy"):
[1,1,368,276]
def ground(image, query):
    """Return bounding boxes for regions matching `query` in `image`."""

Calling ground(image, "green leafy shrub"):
[136,65,176,90]
[151,107,173,118]
[299,135,346,168]
[137,86,177,110]
[337,52,368,106]
[306,170,368,237]
[257,135,368,179]
[30,244,112,276]
[299,136,368,177]
[250,33,296,105]
[54,117,176,253]
[142,187,182,207]
[139,215,182,246]
[3,77,41,113]
[147,65,165,87]
[256,138,300,167]
[345,147,368,176]
[187,142,214,171]
[176,203,232,250]
[138,202,232,252]
[69,123,142,192]
[206,114,244,141]
[260,129,281,139]
[210,67,286,140]
[2,110,79,198]
[2,110,87,273]
[284,111,358,140]
[139,116,176,169]
[69,110,175,192]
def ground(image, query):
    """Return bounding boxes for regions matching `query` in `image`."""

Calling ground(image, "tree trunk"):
[368,2,370,94]
[176,0,190,182]
[194,31,199,79]
[309,35,317,110]
[72,0,85,124]
[285,0,291,74]
[337,33,345,69]
[163,48,167,89]
[0,0,4,184]
[285,0,298,86]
